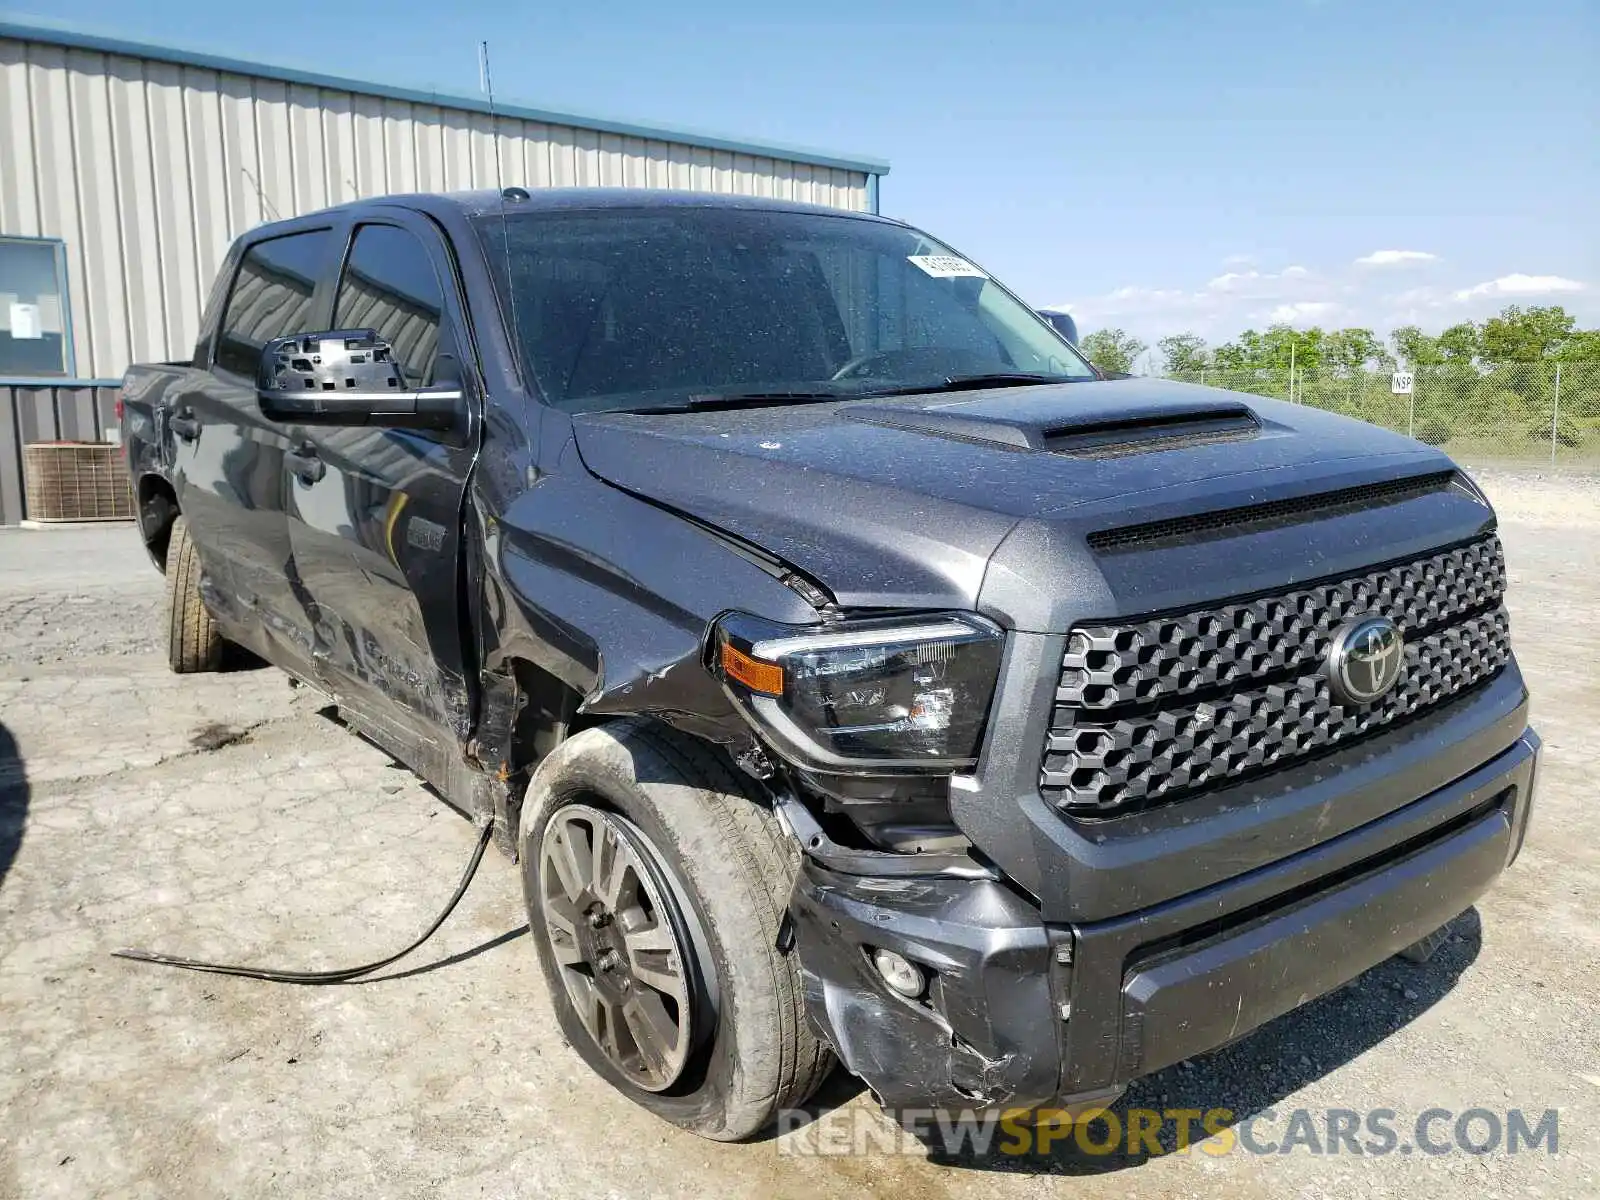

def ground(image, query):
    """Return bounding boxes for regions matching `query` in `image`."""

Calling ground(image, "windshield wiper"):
[619,390,849,415]
[605,373,1078,415]
[856,372,1077,399]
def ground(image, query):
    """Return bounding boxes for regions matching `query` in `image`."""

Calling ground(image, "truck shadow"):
[909,910,1483,1175]
[0,721,27,891]
[220,643,271,672]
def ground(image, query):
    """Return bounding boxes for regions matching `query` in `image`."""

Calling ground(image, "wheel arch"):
[136,474,179,571]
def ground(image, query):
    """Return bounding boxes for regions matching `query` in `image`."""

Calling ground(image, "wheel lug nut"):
[589,909,611,929]
[597,949,620,972]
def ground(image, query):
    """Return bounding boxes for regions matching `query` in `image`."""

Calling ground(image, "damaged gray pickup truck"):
[120,188,1539,1141]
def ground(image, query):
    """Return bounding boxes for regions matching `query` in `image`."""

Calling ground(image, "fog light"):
[872,948,925,999]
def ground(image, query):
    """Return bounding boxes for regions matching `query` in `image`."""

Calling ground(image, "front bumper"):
[789,726,1539,1112]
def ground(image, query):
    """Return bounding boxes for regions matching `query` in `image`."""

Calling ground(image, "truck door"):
[171,226,337,673]
[282,215,477,755]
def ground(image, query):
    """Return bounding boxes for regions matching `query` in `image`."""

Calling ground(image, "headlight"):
[712,612,1004,773]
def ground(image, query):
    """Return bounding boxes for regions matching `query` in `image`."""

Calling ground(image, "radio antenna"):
[480,40,524,373]
[481,41,508,195]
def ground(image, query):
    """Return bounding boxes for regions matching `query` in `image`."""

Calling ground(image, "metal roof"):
[0,15,890,177]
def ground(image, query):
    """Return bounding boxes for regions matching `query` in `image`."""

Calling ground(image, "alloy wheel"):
[537,803,696,1092]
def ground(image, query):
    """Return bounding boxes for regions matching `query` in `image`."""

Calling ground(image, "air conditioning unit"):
[21,441,135,522]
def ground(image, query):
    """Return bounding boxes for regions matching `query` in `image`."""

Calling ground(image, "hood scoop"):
[844,395,1259,458]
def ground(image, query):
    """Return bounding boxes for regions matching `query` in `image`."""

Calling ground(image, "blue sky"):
[18,0,1600,359]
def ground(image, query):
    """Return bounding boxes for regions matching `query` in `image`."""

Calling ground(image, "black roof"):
[236,187,901,254]
[445,187,890,220]
[273,187,893,228]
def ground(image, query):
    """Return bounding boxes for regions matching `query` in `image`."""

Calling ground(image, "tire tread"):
[165,515,223,673]
[623,720,834,1112]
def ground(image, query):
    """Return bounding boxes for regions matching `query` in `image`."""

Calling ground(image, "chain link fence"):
[1166,361,1600,467]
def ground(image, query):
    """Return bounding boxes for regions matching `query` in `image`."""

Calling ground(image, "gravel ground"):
[1,469,1596,1199]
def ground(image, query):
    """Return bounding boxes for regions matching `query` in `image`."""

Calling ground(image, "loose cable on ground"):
[111,819,495,985]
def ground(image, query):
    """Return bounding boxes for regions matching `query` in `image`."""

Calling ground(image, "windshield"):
[474,206,1095,412]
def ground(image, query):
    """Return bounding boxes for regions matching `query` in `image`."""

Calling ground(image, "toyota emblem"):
[1326,616,1405,706]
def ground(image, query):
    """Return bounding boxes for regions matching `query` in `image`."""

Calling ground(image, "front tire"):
[164,515,223,673]
[518,719,830,1141]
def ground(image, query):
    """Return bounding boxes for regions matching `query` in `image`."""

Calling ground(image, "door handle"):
[285,443,326,485]
[169,408,201,441]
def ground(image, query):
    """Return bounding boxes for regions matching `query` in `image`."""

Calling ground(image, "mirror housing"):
[1036,308,1079,347]
[256,329,460,429]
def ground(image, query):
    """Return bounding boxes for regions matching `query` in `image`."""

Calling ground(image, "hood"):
[571,380,1451,611]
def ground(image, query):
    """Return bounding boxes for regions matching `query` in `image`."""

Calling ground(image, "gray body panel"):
[119,188,1538,1117]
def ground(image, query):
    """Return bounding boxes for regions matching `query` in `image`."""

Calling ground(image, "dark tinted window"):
[475,208,1094,413]
[215,230,333,377]
[334,224,444,387]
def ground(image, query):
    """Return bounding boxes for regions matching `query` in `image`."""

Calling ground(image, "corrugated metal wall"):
[0,384,119,525]
[0,23,882,522]
[0,32,873,383]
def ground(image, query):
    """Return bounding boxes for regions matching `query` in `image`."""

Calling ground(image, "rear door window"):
[215,230,335,378]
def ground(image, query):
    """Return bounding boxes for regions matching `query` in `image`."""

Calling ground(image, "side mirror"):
[256,329,460,429]
[1037,309,1079,347]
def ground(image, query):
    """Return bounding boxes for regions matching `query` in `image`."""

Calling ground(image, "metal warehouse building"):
[0,17,888,524]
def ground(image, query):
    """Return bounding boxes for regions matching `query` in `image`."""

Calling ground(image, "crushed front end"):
[718,465,1540,1113]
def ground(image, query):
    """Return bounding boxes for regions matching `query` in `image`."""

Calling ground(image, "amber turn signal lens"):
[720,643,785,696]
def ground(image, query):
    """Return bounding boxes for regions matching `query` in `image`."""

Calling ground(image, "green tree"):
[1158,332,1210,374]
[1269,325,1324,369]
[1214,324,1324,370]
[1393,308,1584,366]
[1437,322,1481,361]
[1555,329,1600,362]
[1322,327,1383,372]
[1212,330,1260,370]
[1391,325,1443,367]
[1479,305,1577,363]
[1079,328,1147,375]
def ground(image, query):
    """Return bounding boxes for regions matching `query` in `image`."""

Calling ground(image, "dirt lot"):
[1,468,1596,1199]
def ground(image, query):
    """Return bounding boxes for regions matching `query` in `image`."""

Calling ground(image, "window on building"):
[0,237,71,377]
[215,230,335,378]
[333,224,444,387]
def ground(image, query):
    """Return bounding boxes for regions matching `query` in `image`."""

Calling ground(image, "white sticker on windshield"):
[908,254,988,279]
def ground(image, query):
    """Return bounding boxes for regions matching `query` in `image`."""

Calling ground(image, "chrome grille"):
[1041,535,1510,814]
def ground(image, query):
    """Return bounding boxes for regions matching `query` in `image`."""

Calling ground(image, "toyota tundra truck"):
[119,188,1539,1140]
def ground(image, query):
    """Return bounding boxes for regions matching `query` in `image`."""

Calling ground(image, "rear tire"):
[518,719,831,1141]
[165,515,223,673]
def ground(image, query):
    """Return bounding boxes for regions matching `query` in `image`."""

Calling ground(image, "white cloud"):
[1205,265,1317,294]
[1047,258,1599,346]
[1388,286,1444,306]
[1266,301,1340,324]
[1451,274,1587,301]
[1106,285,1185,303]
[1049,285,1205,318]
[1355,249,1438,266]
[1206,270,1260,292]
[1059,264,1338,340]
